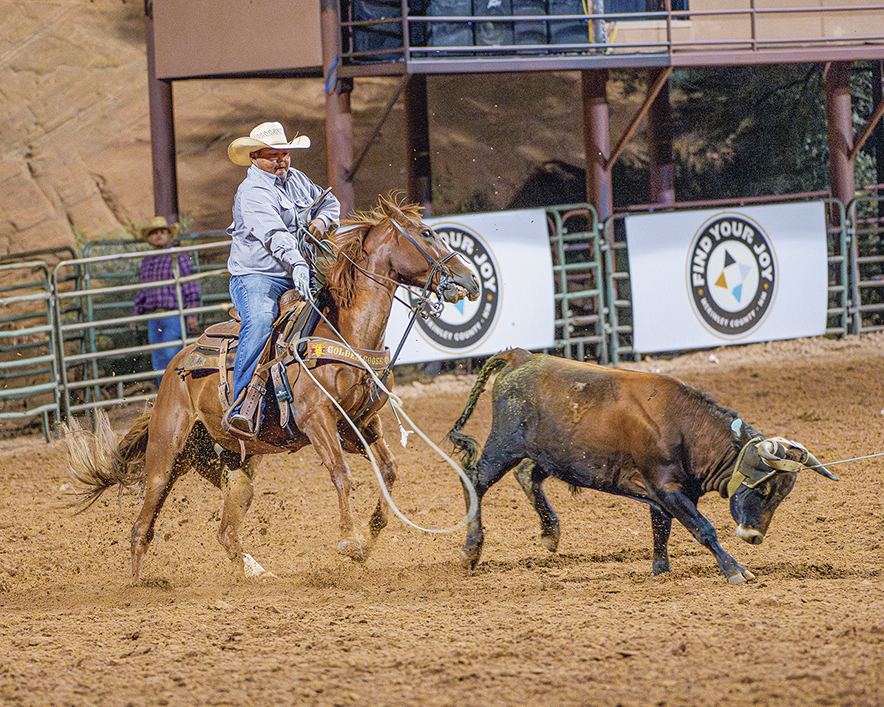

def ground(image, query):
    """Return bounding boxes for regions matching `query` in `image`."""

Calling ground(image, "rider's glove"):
[292,263,312,300]
[308,218,326,239]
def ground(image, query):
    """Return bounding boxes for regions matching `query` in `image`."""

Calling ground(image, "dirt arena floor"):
[1,334,882,706]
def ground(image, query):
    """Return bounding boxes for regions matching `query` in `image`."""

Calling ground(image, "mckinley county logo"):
[409,223,500,350]
[687,214,777,338]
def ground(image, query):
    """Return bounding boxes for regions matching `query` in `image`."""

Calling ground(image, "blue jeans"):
[149,314,183,386]
[229,273,292,411]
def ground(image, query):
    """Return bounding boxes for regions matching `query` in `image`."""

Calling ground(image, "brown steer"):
[448,349,837,583]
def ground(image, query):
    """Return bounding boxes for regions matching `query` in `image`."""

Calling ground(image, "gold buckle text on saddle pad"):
[302,339,391,370]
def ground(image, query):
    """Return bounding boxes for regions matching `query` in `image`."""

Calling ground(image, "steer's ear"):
[730,418,758,447]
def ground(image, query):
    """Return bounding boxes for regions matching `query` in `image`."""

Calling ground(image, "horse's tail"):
[446,352,514,475]
[63,408,151,513]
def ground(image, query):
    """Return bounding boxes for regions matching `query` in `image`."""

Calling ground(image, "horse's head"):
[377,198,480,305]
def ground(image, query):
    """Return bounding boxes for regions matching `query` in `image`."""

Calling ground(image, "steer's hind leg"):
[649,505,672,575]
[461,436,525,571]
[513,460,560,553]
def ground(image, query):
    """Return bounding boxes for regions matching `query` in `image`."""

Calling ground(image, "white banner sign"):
[386,209,555,364]
[625,201,828,353]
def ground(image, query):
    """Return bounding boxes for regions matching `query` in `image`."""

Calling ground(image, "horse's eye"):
[421,229,433,240]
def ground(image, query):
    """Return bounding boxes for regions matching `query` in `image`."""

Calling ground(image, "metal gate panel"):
[52,241,232,418]
[545,203,608,364]
[0,261,61,441]
[824,199,850,337]
[847,195,884,335]
[601,214,633,364]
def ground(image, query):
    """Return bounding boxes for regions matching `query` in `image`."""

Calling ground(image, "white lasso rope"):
[291,334,479,534]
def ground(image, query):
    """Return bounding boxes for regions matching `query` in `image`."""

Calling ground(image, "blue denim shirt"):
[226,165,341,277]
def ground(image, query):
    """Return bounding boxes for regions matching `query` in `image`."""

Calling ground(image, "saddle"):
[179,288,392,440]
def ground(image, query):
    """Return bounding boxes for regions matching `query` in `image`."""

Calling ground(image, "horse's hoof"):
[243,553,276,579]
[337,540,368,563]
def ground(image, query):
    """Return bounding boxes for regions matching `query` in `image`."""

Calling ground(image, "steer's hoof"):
[727,568,756,584]
[539,532,559,553]
[337,540,368,563]
[459,549,480,571]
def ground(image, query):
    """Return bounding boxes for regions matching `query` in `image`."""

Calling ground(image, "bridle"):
[325,218,465,319]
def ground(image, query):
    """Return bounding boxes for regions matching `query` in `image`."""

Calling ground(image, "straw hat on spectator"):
[227,121,311,166]
[139,216,179,240]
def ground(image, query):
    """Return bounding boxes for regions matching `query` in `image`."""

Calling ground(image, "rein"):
[327,216,464,387]
[329,219,462,319]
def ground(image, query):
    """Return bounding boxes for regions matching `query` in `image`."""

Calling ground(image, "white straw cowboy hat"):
[139,215,179,240]
[227,121,311,166]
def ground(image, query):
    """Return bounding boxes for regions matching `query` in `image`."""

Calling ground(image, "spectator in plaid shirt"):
[131,216,201,385]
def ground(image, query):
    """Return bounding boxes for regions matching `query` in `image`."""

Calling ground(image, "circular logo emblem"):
[687,214,777,338]
[409,223,500,351]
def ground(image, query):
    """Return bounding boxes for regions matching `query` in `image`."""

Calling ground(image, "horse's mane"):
[320,193,425,309]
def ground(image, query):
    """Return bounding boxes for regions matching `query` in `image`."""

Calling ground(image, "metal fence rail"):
[0,261,61,441]
[848,195,884,334]
[51,240,232,418]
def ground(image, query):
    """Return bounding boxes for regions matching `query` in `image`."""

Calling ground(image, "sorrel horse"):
[65,196,480,584]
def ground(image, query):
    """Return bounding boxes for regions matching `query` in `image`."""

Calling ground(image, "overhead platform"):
[146,1,884,222]
[335,1,884,76]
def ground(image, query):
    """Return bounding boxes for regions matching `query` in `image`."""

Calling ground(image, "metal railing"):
[0,261,61,441]
[338,0,884,73]
[51,240,232,418]
[848,195,884,334]
[546,203,608,363]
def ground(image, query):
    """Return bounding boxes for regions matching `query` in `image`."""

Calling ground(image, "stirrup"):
[222,405,257,440]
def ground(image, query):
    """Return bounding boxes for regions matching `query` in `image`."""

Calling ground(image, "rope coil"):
[292,300,479,535]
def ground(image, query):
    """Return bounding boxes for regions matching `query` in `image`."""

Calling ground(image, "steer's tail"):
[63,408,151,512]
[447,349,528,474]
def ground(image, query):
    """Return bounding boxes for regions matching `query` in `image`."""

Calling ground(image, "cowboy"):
[224,121,341,437]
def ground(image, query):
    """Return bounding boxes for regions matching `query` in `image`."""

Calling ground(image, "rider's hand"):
[292,263,312,300]
[308,218,326,239]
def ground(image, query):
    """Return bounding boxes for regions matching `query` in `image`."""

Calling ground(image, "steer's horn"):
[758,439,801,471]
[803,451,839,481]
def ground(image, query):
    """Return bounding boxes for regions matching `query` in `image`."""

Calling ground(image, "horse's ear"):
[380,196,405,222]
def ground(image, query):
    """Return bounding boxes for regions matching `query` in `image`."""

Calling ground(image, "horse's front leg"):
[301,407,368,562]
[361,415,397,549]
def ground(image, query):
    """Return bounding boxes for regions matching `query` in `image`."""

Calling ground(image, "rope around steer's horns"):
[727,420,840,498]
